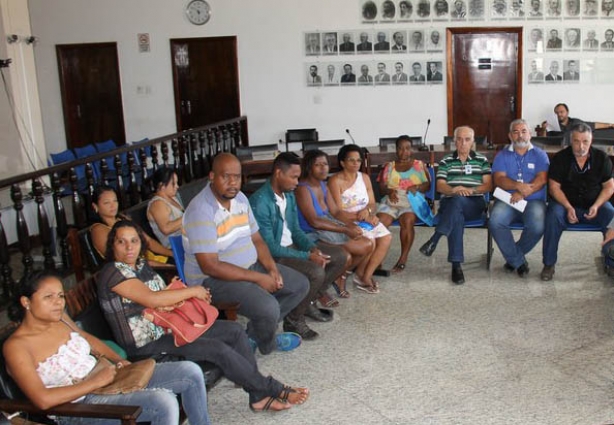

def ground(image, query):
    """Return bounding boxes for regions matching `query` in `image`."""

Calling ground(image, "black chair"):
[285,128,318,152]
[302,139,345,151]
[235,143,279,158]
[530,136,564,149]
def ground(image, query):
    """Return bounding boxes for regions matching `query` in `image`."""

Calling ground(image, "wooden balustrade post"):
[11,184,34,282]
[51,173,70,270]
[161,141,170,168]
[171,138,183,185]
[138,147,153,200]
[113,155,128,211]
[198,130,209,176]
[127,152,140,206]
[184,133,195,183]
[215,129,223,155]
[69,168,87,229]
[32,179,55,271]
[151,144,160,173]
[206,130,215,163]
[100,158,111,186]
[0,210,14,300]
[223,127,231,153]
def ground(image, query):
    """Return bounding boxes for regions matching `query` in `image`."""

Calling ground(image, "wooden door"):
[170,37,241,131]
[57,43,126,148]
[447,28,522,146]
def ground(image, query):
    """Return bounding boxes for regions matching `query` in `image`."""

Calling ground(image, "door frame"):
[446,27,523,137]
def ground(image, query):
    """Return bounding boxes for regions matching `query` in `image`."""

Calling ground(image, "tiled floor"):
[207,227,614,425]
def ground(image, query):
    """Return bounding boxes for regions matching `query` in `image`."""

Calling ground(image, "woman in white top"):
[2,270,210,425]
[147,168,184,248]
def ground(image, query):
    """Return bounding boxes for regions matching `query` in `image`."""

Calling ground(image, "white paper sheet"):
[493,187,527,213]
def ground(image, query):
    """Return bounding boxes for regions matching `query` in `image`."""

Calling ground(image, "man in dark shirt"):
[339,33,355,53]
[340,63,356,84]
[374,31,390,52]
[356,32,373,53]
[540,103,614,144]
[541,123,614,281]
[546,29,562,49]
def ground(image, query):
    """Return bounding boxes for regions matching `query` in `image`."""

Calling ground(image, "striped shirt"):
[437,150,491,192]
[182,183,258,285]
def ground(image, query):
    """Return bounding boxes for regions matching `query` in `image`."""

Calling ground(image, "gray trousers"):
[275,242,347,321]
[203,262,309,354]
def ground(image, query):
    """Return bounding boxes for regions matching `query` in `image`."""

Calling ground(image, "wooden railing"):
[0,116,248,303]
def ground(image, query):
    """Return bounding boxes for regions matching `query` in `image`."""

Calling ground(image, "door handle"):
[509,96,515,113]
[76,104,82,119]
[186,100,192,115]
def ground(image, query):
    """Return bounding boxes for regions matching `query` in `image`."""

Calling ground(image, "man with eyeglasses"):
[489,119,549,278]
[182,153,310,354]
[419,126,492,284]
[541,123,614,281]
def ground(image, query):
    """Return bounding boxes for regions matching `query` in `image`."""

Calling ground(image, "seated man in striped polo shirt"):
[419,126,493,284]
[182,153,310,355]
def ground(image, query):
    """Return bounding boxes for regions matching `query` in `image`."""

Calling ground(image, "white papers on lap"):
[493,187,527,213]
[545,111,561,132]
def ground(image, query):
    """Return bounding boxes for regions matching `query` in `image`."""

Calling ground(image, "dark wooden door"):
[170,37,241,131]
[56,43,126,148]
[447,28,522,146]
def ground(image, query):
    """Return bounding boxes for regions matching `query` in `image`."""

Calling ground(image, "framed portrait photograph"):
[338,31,357,55]
[323,63,341,86]
[563,0,581,16]
[356,30,374,54]
[544,58,563,82]
[391,30,409,52]
[374,61,393,84]
[527,58,545,83]
[602,0,614,17]
[426,61,444,83]
[391,60,410,84]
[468,0,486,18]
[409,60,427,83]
[563,59,580,82]
[544,0,562,18]
[408,29,426,52]
[582,28,600,50]
[340,62,357,86]
[374,30,391,52]
[527,0,545,17]
[433,0,451,19]
[509,0,526,18]
[398,0,415,20]
[381,0,398,20]
[450,0,469,18]
[427,28,445,51]
[583,0,599,16]
[601,28,614,50]
[545,27,563,51]
[563,27,581,50]
[306,64,323,87]
[322,32,339,55]
[416,0,432,19]
[361,0,379,22]
[357,62,375,85]
[491,0,509,18]
[305,33,321,56]
[527,27,545,52]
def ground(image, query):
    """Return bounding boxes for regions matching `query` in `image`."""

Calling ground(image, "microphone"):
[419,119,431,151]
[346,129,357,145]
[486,120,495,150]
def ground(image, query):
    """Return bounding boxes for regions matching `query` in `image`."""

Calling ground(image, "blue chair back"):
[73,144,101,180]
[49,148,76,167]
[169,235,186,282]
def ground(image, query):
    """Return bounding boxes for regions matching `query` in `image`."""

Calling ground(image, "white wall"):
[26,0,614,157]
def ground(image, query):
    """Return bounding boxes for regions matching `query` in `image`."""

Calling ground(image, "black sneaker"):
[283,317,319,341]
[503,263,515,273]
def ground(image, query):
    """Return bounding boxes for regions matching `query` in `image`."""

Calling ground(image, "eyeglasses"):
[344,158,363,163]
[219,173,241,183]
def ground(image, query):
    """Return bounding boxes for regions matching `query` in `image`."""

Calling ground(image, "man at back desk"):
[539,103,614,145]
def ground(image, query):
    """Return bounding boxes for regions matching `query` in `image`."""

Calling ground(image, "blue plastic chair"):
[49,148,76,167]
[168,235,186,282]
[73,144,101,181]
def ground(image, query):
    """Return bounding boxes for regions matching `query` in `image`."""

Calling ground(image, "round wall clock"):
[185,0,211,25]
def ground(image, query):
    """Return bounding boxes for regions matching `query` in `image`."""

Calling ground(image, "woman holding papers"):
[488,119,550,278]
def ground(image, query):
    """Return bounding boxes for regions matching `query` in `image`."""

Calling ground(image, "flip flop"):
[332,274,351,298]
[249,396,290,413]
[352,276,379,294]
[318,293,340,308]
[392,262,406,273]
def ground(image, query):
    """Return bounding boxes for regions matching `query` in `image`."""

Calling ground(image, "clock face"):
[186,0,211,25]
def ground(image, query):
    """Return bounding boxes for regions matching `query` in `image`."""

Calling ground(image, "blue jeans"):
[204,262,309,355]
[489,200,546,268]
[542,201,614,266]
[58,361,210,425]
[437,196,486,263]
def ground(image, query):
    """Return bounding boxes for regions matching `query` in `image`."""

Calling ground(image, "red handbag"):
[143,279,219,347]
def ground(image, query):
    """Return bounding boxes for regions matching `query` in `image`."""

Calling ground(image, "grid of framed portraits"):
[305,29,445,56]
[527,26,614,51]
[360,0,614,23]
[305,61,444,86]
